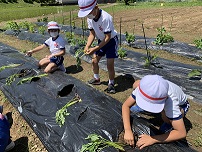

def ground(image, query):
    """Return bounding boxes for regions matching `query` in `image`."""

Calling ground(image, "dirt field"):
[0,4,202,152]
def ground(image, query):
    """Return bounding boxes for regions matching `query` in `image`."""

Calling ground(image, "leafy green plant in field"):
[154,27,174,45]
[194,39,202,49]
[38,26,46,35]
[19,21,31,30]
[17,73,48,85]
[188,69,202,78]
[6,21,20,31]
[29,24,35,33]
[142,54,158,68]
[80,133,125,152]
[118,47,127,59]
[42,17,48,22]
[0,64,21,72]
[125,31,135,43]
[56,95,82,127]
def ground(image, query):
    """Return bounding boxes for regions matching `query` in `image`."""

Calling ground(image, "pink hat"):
[47,21,60,30]
[136,75,169,113]
[78,0,97,17]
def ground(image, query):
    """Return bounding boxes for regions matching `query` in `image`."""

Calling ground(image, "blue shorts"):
[96,35,118,58]
[50,56,64,66]
[170,100,190,120]
[0,118,10,151]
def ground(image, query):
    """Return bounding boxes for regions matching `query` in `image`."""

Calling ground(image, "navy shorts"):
[96,35,118,58]
[50,56,64,66]
[0,117,10,151]
[170,100,190,120]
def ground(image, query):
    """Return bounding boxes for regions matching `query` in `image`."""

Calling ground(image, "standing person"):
[78,0,119,94]
[0,106,15,152]
[122,75,190,149]
[26,21,66,73]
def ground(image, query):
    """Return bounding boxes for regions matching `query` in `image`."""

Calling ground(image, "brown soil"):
[0,4,202,152]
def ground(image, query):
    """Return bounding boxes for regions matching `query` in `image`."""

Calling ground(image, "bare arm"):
[85,32,111,55]
[84,30,96,52]
[136,118,187,149]
[122,95,136,146]
[26,44,46,56]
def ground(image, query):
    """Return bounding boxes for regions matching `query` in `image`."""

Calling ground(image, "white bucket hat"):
[47,21,60,30]
[78,0,97,17]
[136,75,169,113]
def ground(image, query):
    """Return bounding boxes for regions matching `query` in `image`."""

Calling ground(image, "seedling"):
[194,39,202,49]
[188,69,201,78]
[80,133,125,152]
[118,47,127,59]
[38,26,46,35]
[154,27,174,45]
[6,73,21,85]
[75,49,86,68]
[56,94,82,127]
[0,64,21,72]
[17,73,48,85]
[125,31,135,44]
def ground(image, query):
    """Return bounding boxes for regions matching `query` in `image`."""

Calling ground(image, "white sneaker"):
[58,64,66,72]
[5,141,15,151]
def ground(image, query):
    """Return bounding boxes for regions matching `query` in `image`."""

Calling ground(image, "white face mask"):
[50,31,59,38]
[87,14,96,19]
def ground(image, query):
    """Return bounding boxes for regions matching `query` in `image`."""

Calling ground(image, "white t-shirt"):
[44,35,66,55]
[87,9,117,41]
[132,80,187,119]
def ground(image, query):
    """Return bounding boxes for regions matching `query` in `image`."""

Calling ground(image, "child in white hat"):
[26,21,66,73]
[122,75,189,149]
[78,0,118,94]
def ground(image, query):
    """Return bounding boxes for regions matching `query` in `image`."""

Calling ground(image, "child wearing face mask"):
[78,0,119,94]
[26,21,66,73]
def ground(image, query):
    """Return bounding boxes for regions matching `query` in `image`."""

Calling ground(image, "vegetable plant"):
[6,73,21,85]
[0,64,21,72]
[6,21,20,31]
[188,69,202,78]
[194,39,202,49]
[80,133,125,152]
[38,26,46,35]
[154,27,174,45]
[75,49,86,68]
[118,47,127,59]
[17,73,48,85]
[56,94,82,127]
[125,31,135,44]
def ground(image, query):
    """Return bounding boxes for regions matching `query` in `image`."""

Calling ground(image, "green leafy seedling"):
[56,95,82,127]
[17,73,48,85]
[80,133,125,152]
[0,64,21,72]
[75,49,86,68]
[188,69,202,78]
[6,73,21,85]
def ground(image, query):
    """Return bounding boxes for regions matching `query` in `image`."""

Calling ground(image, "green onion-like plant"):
[80,134,125,152]
[17,73,48,85]
[0,64,21,72]
[56,95,82,127]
